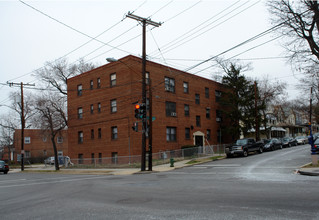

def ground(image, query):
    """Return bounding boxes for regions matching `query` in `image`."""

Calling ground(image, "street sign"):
[147,116,156,121]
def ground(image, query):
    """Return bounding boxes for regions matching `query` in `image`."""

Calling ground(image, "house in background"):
[67,55,232,162]
[13,129,68,163]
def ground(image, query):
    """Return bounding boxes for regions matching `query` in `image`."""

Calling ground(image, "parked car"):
[44,156,55,165]
[313,138,319,153]
[44,156,70,165]
[0,160,9,174]
[313,132,319,141]
[263,138,282,151]
[295,136,308,145]
[225,138,264,157]
[281,137,297,148]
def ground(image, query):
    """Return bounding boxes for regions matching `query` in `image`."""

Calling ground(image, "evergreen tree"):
[220,63,261,141]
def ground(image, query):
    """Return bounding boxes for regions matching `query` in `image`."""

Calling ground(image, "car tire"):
[4,171,8,174]
[226,154,232,158]
[288,143,291,148]
[242,150,248,157]
[280,145,283,149]
[258,147,263,154]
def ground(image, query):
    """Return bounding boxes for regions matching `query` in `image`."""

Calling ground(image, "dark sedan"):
[281,137,297,148]
[0,160,9,174]
[263,138,283,151]
[313,138,319,153]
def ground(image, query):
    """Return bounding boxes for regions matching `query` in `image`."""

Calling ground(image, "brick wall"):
[67,55,231,160]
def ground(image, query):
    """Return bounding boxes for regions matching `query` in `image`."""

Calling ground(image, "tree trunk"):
[51,136,59,171]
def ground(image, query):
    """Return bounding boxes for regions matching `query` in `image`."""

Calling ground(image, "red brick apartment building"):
[12,129,68,162]
[67,55,230,161]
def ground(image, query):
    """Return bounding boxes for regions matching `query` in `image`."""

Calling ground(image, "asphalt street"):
[0,144,318,220]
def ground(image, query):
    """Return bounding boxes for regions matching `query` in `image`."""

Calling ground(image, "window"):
[24,137,31,144]
[90,104,94,114]
[25,151,31,158]
[196,115,201,127]
[78,107,83,119]
[78,131,83,144]
[110,73,116,87]
[183,82,189,93]
[184,104,189,116]
[111,99,117,113]
[58,151,63,156]
[91,153,95,164]
[166,127,176,142]
[97,78,101,88]
[206,108,210,119]
[91,129,94,139]
[146,72,150,85]
[166,101,176,117]
[164,77,175,93]
[90,80,93,90]
[205,87,209,98]
[195,94,200,104]
[207,129,211,140]
[98,103,101,113]
[185,128,190,139]
[77,84,82,96]
[111,126,118,140]
[112,152,118,164]
[216,110,222,122]
[98,128,101,139]
[57,136,63,143]
[99,153,102,164]
[215,90,222,102]
[78,154,83,164]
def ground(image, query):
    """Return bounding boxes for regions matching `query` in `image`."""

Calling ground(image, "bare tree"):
[0,114,18,163]
[34,58,96,96]
[257,76,287,138]
[267,1,319,101]
[34,93,67,171]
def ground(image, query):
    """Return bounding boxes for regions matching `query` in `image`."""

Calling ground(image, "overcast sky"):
[0,0,303,115]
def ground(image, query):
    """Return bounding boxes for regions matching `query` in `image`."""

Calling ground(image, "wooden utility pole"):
[126,12,161,171]
[254,81,259,141]
[8,82,35,171]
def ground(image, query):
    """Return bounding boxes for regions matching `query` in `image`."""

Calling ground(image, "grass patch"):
[186,156,225,165]
[302,161,319,168]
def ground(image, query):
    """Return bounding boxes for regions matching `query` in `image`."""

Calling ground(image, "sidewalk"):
[9,159,194,175]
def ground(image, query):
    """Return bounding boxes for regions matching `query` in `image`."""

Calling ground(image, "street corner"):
[298,168,319,176]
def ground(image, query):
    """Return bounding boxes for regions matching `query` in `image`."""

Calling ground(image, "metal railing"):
[66,145,227,169]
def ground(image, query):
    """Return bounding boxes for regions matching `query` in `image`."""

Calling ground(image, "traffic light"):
[132,122,138,132]
[135,104,141,119]
[139,103,146,119]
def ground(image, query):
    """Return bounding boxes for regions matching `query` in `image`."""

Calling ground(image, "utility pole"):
[254,81,259,141]
[309,87,318,165]
[8,82,35,171]
[126,12,161,171]
[148,79,153,171]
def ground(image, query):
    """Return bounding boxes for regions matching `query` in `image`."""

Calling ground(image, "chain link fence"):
[66,145,227,169]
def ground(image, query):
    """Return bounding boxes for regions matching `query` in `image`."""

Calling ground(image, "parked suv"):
[0,160,9,174]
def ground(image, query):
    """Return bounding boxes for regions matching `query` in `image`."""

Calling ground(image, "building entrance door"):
[195,135,203,147]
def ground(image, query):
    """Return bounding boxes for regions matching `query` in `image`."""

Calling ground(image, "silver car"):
[295,136,308,145]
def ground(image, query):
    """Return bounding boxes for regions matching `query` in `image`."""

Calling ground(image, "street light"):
[106,57,118,63]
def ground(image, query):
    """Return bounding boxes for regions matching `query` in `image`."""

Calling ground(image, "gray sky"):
[0,0,303,115]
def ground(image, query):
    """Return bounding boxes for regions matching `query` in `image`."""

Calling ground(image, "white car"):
[44,156,55,165]
[295,136,308,145]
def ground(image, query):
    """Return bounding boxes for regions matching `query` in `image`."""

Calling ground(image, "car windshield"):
[296,136,304,139]
[236,139,248,145]
[263,140,271,144]
[283,138,289,141]
[0,161,4,166]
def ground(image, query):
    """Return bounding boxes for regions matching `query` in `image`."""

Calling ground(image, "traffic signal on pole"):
[132,122,138,132]
[135,104,141,119]
[140,103,146,119]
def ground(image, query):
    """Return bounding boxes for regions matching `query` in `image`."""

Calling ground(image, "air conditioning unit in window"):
[171,112,177,117]
[216,117,221,122]
[165,86,170,91]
